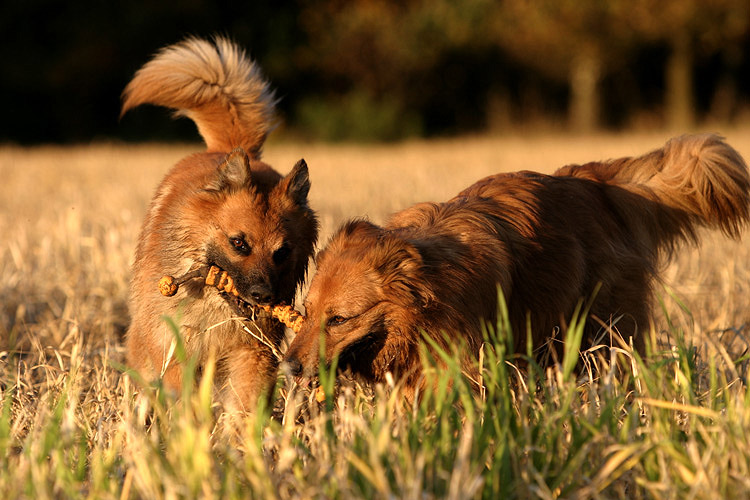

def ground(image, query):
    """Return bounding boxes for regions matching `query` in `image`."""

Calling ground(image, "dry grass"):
[1,129,750,499]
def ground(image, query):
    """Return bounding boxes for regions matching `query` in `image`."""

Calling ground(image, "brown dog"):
[123,37,318,411]
[283,134,749,397]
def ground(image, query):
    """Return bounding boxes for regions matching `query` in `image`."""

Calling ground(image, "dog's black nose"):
[284,358,303,377]
[249,285,272,304]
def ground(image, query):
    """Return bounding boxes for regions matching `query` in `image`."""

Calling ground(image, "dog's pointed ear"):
[206,148,252,192]
[379,237,435,310]
[282,159,311,206]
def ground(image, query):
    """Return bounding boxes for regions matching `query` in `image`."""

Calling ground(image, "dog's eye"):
[229,237,251,255]
[273,243,291,265]
[326,315,348,327]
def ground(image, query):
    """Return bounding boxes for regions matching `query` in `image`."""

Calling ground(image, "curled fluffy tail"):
[121,36,277,157]
[557,134,750,251]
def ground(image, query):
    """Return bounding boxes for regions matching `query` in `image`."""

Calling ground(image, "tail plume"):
[557,134,750,244]
[121,36,277,156]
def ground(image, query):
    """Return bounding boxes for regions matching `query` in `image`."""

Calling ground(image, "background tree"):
[624,0,750,129]
[1,0,749,143]
[295,0,499,140]
[489,0,641,133]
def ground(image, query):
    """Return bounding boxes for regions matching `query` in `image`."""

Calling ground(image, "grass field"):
[1,129,750,499]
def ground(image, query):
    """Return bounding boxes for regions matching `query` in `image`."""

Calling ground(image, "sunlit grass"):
[1,130,749,498]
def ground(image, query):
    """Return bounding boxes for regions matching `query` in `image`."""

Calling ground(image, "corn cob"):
[204,265,238,296]
[158,265,305,333]
[158,267,206,297]
[159,265,324,401]
[257,304,305,334]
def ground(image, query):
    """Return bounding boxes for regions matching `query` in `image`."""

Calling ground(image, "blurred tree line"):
[2,0,749,143]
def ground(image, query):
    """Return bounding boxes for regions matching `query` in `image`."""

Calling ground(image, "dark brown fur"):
[123,37,318,411]
[284,134,749,398]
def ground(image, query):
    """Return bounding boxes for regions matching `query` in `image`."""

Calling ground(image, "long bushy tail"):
[556,134,750,253]
[121,36,277,157]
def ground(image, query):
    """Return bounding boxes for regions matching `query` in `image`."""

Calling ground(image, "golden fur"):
[283,134,749,398]
[124,37,318,411]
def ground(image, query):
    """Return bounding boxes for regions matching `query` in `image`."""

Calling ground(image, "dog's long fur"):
[283,134,749,397]
[123,37,318,411]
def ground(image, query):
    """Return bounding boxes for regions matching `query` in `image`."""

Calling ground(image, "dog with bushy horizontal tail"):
[284,134,749,399]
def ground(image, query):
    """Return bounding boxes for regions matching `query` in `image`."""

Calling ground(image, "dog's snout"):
[284,357,303,377]
[248,284,273,304]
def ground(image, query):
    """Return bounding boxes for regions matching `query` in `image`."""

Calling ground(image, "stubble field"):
[1,129,749,498]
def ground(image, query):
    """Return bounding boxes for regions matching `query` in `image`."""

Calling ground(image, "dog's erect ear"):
[283,159,311,206]
[206,148,252,192]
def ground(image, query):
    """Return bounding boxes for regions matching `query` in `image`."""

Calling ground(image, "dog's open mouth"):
[224,292,262,318]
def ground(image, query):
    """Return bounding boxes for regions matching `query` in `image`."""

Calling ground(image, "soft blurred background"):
[2,0,749,144]
[2,5,750,496]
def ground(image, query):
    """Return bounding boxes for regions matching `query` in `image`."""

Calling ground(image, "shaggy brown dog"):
[123,37,318,411]
[283,134,749,397]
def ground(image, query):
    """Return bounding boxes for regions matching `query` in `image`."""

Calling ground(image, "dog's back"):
[382,134,749,358]
[459,134,749,353]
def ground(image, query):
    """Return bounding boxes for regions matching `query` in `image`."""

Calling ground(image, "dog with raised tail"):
[283,134,749,399]
[123,37,318,411]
